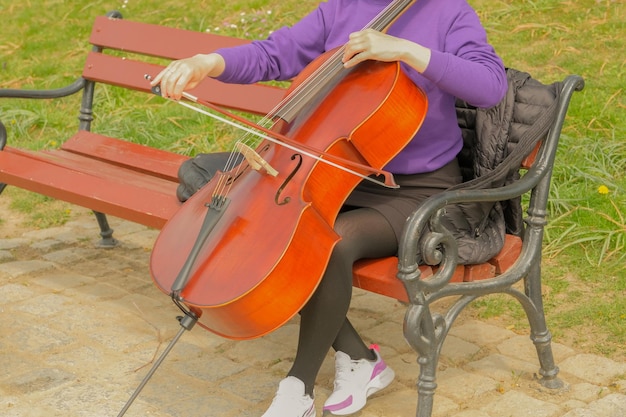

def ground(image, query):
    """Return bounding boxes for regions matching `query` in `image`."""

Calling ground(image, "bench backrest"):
[83,15,285,115]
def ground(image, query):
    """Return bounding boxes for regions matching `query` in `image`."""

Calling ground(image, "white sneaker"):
[323,347,395,415]
[262,376,316,417]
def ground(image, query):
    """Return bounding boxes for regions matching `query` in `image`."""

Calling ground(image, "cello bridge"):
[235,142,279,177]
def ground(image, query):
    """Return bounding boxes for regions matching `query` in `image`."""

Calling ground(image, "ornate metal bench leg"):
[524,261,564,390]
[404,302,445,417]
[93,211,119,248]
[416,360,438,417]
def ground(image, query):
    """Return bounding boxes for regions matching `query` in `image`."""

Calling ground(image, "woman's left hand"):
[342,29,430,73]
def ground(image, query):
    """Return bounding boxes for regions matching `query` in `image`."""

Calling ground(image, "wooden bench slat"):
[351,234,522,300]
[0,147,180,228]
[353,257,416,303]
[90,15,250,60]
[487,234,523,274]
[83,52,285,115]
[62,131,186,182]
[39,149,177,193]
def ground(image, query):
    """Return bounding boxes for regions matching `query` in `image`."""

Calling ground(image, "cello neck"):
[367,0,416,33]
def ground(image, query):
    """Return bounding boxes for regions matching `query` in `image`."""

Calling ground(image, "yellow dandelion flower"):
[597,185,609,195]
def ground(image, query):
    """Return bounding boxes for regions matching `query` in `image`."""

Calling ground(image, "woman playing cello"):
[151,0,507,415]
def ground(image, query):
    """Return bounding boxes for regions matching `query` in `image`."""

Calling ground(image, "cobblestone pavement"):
[1,209,625,417]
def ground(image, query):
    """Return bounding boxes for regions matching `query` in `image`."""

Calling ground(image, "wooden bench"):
[0,12,584,417]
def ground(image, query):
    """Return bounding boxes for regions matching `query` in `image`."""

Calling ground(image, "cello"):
[150,0,427,340]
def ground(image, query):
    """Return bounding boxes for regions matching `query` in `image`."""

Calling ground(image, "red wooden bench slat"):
[352,234,522,300]
[488,234,523,274]
[39,149,178,193]
[89,15,250,60]
[463,262,497,282]
[0,147,179,228]
[62,131,186,182]
[353,257,430,303]
[83,52,285,115]
[521,141,542,170]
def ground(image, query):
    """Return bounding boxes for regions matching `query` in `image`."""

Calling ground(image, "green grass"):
[1,0,625,358]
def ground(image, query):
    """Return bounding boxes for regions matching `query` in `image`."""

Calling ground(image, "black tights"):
[287,208,398,395]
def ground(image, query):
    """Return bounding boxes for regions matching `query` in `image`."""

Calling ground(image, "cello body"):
[150,53,428,340]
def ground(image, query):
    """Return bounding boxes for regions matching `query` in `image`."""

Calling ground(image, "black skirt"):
[344,158,463,241]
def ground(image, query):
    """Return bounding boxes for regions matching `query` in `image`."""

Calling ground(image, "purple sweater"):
[215,0,507,174]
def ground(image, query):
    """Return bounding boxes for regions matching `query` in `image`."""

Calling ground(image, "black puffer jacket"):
[443,68,562,264]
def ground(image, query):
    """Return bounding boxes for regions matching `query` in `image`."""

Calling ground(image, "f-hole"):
[275,154,302,206]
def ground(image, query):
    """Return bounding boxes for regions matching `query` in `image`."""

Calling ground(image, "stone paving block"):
[117,228,160,249]
[452,411,492,417]
[42,247,99,264]
[159,389,250,417]
[46,345,106,370]
[136,369,238,410]
[0,351,40,385]
[467,353,539,383]
[387,353,421,387]
[0,237,30,249]
[0,282,36,302]
[30,239,64,252]
[569,382,605,402]
[0,259,56,278]
[441,334,481,364]
[262,319,300,350]
[560,354,626,386]
[63,282,130,302]
[13,293,73,317]
[561,394,626,417]
[361,319,408,353]
[360,387,426,417]
[438,367,499,403]
[38,382,130,417]
[431,392,462,417]
[174,355,250,382]
[481,390,563,417]
[217,370,279,405]
[31,272,96,291]
[1,402,59,417]
[560,409,601,417]
[227,336,297,365]
[449,319,517,345]
[497,334,576,363]
[562,399,591,411]
[9,367,76,395]
[586,393,626,416]
[8,322,75,354]
[86,321,158,352]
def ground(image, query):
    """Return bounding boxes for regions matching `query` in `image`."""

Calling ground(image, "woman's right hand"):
[150,53,226,100]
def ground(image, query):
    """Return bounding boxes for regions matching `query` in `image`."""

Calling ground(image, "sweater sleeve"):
[422,4,507,108]
[215,4,333,84]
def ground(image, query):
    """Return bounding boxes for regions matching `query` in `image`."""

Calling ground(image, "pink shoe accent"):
[324,395,353,412]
